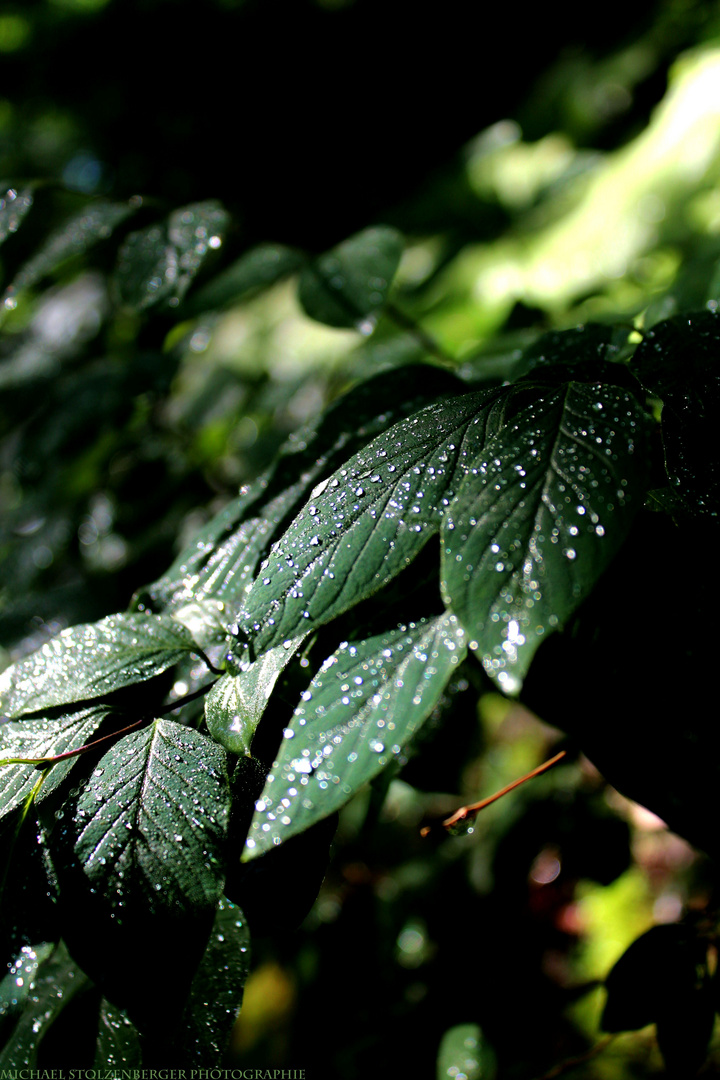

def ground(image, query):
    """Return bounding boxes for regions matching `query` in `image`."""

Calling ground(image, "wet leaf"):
[94,999,142,1067]
[185,242,304,314]
[2,200,136,307]
[0,943,54,1044]
[0,187,34,250]
[0,706,111,823]
[72,719,230,914]
[205,636,306,755]
[0,612,206,719]
[0,941,88,1068]
[114,200,229,311]
[239,386,508,653]
[298,226,403,329]
[145,364,462,613]
[245,612,466,857]
[631,310,720,516]
[177,898,250,1064]
[514,323,623,381]
[441,381,650,691]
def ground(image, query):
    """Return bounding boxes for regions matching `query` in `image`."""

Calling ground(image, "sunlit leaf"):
[239,386,508,652]
[205,636,306,755]
[0,706,111,823]
[72,719,230,914]
[0,612,206,719]
[145,364,462,613]
[245,612,466,857]
[441,381,650,691]
[298,226,404,329]
[177,898,250,1064]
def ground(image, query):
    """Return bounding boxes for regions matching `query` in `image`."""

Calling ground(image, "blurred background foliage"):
[2,0,720,1075]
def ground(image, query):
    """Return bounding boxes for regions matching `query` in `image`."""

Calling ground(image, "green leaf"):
[114,200,229,311]
[514,323,623,381]
[441,381,650,692]
[0,186,34,250]
[437,1023,495,1080]
[239,386,506,653]
[0,706,110,823]
[177,898,250,1064]
[205,636,306,754]
[0,942,88,1068]
[2,200,137,306]
[0,612,206,718]
[184,242,304,314]
[245,612,467,857]
[145,363,462,613]
[298,226,404,329]
[73,719,230,914]
[0,943,54,1043]
[631,311,720,516]
[94,999,142,1068]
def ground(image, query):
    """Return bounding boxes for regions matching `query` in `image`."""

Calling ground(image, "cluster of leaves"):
[0,168,719,1075]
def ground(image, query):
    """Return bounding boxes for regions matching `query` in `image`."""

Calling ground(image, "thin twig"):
[533,1035,615,1080]
[420,750,567,837]
[386,302,456,366]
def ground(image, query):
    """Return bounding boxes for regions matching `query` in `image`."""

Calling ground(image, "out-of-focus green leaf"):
[114,200,229,311]
[185,242,304,313]
[441,381,650,691]
[0,613,206,718]
[437,1023,495,1080]
[0,706,111,823]
[0,186,33,250]
[177,898,250,1064]
[245,612,466,857]
[205,635,306,755]
[239,386,508,653]
[94,999,142,1068]
[298,226,404,329]
[72,719,229,914]
[0,942,88,1068]
[2,200,136,306]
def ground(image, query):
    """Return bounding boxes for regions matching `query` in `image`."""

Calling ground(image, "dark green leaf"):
[0,706,111,823]
[114,200,229,311]
[184,242,304,314]
[177,898,250,1064]
[145,364,463,613]
[441,381,650,691]
[631,311,720,516]
[0,943,54,1044]
[0,942,88,1068]
[0,187,34,250]
[239,386,507,653]
[2,200,136,307]
[205,636,306,755]
[73,719,230,914]
[94,999,142,1068]
[513,323,623,381]
[245,612,467,857]
[298,226,404,329]
[0,612,206,718]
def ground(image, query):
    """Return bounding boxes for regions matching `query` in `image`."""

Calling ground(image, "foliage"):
[2,4,720,1076]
